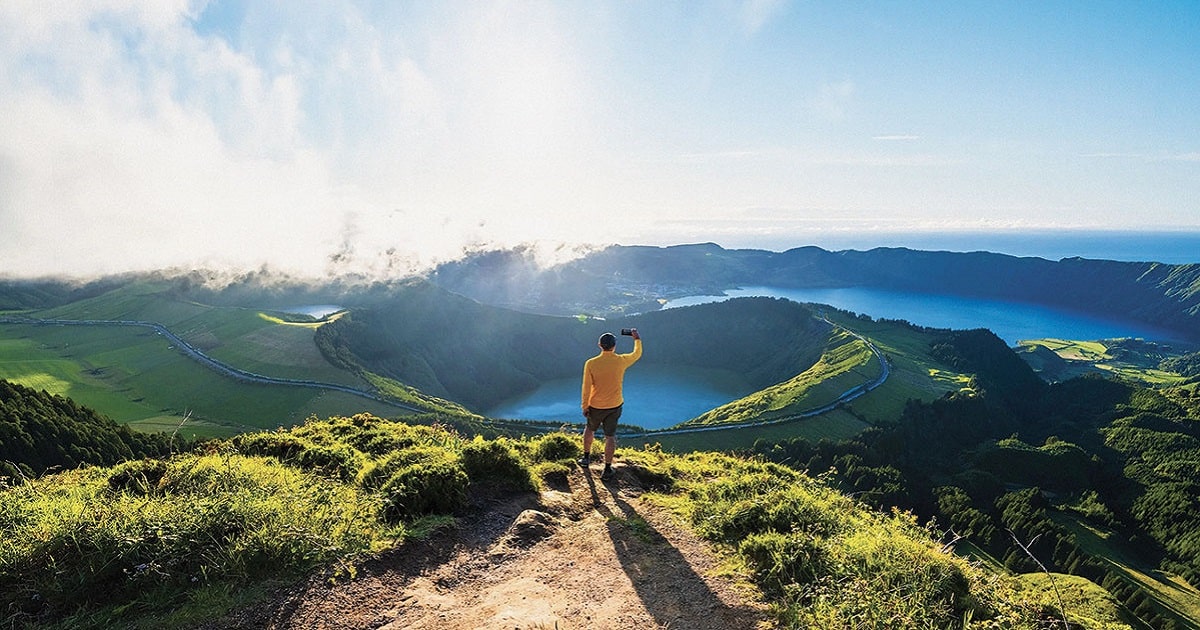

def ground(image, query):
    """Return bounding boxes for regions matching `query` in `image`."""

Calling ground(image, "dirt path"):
[208,463,775,630]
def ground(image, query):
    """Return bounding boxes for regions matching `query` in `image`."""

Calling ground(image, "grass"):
[0,323,411,438]
[821,312,973,424]
[1050,509,1200,627]
[652,410,869,453]
[0,448,400,628]
[1017,338,1189,386]
[625,447,1091,628]
[1011,573,1131,630]
[682,329,879,426]
[1,418,1103,629]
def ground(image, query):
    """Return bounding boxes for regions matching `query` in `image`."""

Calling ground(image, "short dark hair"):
[599,332,616,350]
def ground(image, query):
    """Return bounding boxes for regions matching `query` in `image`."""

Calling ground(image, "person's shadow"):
[581,469,766,629]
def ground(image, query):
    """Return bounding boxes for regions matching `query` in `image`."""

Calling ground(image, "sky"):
[1,1,1198,278]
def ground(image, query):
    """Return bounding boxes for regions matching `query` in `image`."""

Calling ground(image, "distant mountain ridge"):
[433,243,1200,342]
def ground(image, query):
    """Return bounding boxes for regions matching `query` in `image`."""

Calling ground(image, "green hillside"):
[1017,338,1191,385]
[0,379,173,481]
[433,243,1200,342]
[0,413,1127,629]
[2,274,982,447]
[753,331,1200,629]
[3,270,1196,627]
[314,282,832,415]
[0,279,418,437]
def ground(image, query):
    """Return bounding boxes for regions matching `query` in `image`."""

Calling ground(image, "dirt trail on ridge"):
[207,462,775,630]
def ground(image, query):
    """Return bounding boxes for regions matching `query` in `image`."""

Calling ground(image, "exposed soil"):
[204,462,775,630]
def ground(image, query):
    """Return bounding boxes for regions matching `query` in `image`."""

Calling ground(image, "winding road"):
[0,316,426,413]
[1,313,889,438]
[621,315,890,438]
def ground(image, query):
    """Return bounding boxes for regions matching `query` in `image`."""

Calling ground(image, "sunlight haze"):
[1,1,1197,277]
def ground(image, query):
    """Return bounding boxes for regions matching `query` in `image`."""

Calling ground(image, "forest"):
[752,327,1200,629]
[0,380,173,482]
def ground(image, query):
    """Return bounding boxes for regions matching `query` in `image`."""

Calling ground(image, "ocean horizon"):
[740,229,1200,265]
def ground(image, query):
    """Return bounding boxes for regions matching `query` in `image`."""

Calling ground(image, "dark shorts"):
[585,405,622,436]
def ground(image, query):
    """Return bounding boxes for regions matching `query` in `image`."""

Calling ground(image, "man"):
[579,328,642,480]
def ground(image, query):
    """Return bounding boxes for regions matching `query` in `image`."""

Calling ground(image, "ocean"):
[750,230,1200,265]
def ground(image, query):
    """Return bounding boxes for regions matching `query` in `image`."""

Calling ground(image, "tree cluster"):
[0,379,173,482]
[753,330,1200,629]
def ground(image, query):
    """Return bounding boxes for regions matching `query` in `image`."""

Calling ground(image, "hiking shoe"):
[600,466,615,480]
[576,455,591,467]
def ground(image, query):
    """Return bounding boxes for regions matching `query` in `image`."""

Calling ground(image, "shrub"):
[461,437,535,492]
[359,445,449,489]
[294,443,363,481]
[533,433,580,462]
[377,451,469,520]
[234,432,363,480]
[233,432,308,460]
[533,461,571,490]
[691,484,849,543]
[739,531,831,594]
[106,458,169,495]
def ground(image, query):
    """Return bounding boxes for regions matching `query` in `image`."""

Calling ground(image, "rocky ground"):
[205,461,775,629]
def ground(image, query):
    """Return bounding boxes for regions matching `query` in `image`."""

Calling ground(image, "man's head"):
[598,332,616,350]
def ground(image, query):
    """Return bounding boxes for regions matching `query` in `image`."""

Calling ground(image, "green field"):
[1,283,976,445]
[1017,338,1188,385]
[0,321,410,439]
[682,329,880,427]
[820,311,972,422]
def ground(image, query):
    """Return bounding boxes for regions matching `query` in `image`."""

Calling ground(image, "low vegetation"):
[1017,338,1191,385]
[684,329,878,426]
[754,330,1200,629]
[1,411,1122,629]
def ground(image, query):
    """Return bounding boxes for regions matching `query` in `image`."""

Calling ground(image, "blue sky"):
[1,1,1197,277]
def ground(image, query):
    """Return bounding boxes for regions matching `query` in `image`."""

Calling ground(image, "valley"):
[3,243,1200,629]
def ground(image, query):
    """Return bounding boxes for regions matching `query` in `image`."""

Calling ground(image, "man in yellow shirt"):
[579,328,642,480]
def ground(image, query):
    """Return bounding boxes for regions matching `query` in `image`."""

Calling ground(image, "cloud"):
[0,2,350,277]
[738,0,789,35]
[1081,151,1200,163]
[872,135,921,141]
[0,1,618,279]
[809,79,855,121]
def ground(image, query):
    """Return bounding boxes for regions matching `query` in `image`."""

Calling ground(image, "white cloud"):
[0,1,621,278]
[809,79,855,121]
[738,0,788,35]
[872,135,921,141]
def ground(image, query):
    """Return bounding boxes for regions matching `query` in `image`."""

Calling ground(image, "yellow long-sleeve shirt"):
[581,338,643,410]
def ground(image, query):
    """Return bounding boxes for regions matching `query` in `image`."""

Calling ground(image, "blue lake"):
[276,304,344,319]
[489,285,1187,425]
[486,364,748,429]
[664,286,1182,346]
